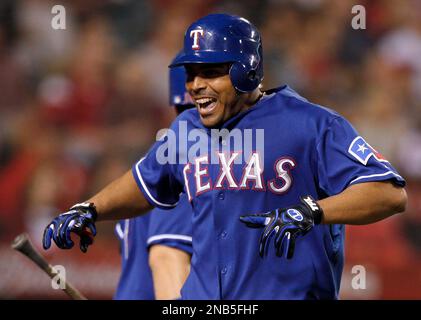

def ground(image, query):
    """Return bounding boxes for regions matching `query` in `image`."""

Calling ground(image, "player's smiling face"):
[185,63,246,128]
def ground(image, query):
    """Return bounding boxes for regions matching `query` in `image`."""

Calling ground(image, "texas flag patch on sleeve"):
[348,136,388,165]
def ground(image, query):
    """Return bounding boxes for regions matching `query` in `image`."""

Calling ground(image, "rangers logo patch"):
[348,136,388,165]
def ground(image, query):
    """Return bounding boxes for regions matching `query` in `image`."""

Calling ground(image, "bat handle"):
[47,265,87,300]
[58,275,87,300]
[12,233,88,300]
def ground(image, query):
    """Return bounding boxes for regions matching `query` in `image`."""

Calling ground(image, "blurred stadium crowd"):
[0,0,420,299]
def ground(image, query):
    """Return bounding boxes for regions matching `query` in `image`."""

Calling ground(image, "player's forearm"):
[149,245,191,300]
[317,181,407,225]
[86,170,153,221]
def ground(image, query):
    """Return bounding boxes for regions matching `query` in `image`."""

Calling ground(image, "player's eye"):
[202,69,220,78]
[185,66,198,82]
[186,72,195,83]
[185,64,229,81]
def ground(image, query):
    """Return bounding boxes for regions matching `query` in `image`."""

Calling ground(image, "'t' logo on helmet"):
[190,29,204,50]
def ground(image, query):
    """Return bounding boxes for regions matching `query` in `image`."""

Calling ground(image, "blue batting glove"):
[43,203,98,253]
[239,196,323,259]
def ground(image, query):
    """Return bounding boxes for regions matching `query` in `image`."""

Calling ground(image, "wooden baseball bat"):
[11,233,87,300]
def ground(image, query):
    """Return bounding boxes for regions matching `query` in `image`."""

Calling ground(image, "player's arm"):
[240,181,406,259]
[43,106,184,253]
[317,181,406,224]
[43,170,153,252]
[87,169,153,221]
[149,245,191,300]
[240,116,407,259]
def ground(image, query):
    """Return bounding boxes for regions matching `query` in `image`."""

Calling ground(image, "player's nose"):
[189,75,207,93]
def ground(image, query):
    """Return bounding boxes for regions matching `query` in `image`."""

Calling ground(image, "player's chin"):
[198,103,225,127]
[200,114,224,128]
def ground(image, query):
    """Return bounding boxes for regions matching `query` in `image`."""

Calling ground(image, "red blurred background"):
[0,0,420,299]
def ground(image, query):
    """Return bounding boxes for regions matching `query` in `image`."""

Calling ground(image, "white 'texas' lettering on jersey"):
[239,153,264,190]
[183,163,192,202]
[215,152,240,188]
[268,158,296,194]
[186,153,295,199]
[194,156,211,195]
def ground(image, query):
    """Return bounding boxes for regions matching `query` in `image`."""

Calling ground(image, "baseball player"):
[114,62,194,300]
[43,14,407,299]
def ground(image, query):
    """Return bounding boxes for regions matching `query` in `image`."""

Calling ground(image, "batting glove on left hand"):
[42,202,97,253]
[239,196,323,259]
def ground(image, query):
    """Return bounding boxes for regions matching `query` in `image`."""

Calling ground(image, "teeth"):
[196,98,214,105]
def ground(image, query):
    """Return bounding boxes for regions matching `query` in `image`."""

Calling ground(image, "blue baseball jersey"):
[132,85,405,300]
[114,194,193,300]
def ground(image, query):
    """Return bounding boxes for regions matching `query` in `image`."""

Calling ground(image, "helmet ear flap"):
[230,62,260,92]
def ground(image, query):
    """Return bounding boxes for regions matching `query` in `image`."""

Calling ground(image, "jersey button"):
[221,267,227,275]
[218,192,225,200]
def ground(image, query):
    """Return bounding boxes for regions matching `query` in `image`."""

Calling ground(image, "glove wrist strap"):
[70,202,98,221]
[301,196,323,225]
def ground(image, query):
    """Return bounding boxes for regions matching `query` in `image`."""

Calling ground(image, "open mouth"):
[195,97,218,116]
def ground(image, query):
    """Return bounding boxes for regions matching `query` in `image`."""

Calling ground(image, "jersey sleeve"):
[114,220,125,255]
[316,116,405,196]
[146,194,193,255]
[132,123,184,209]
[115,221,125,241]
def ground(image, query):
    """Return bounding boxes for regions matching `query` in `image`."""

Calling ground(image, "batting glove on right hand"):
[239,196,323,259]
[42,203,97,253]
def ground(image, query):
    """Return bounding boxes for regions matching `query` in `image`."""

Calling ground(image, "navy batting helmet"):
[170,13,263,93]
[169,54,194,107]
